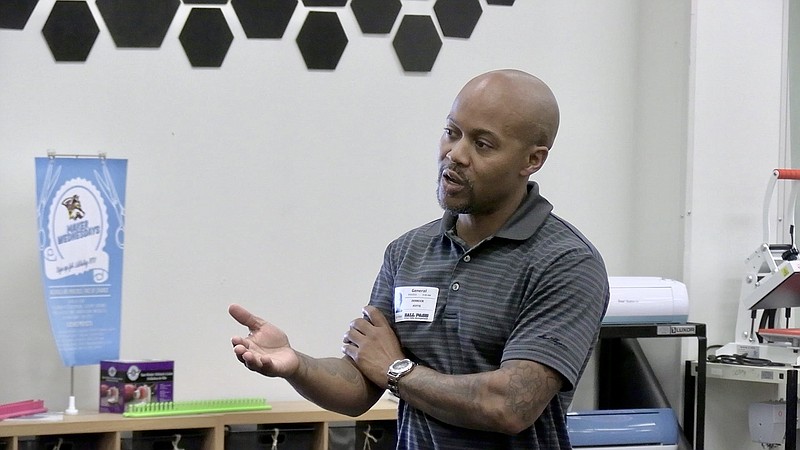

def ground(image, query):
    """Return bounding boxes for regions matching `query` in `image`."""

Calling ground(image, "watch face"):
[391,359,413,373]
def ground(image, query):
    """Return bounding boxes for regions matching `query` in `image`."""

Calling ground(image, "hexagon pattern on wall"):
[434,0,482,39]
[96,0,180,48]
[302,0,346,6]
[0,0,39,30]
[296,11,348,70]
[232,0,298,39]
[393,15,441,73]
[179,7,233,68]
[351,0,401,35]
[42,1,99,62]
[15,0,521,71]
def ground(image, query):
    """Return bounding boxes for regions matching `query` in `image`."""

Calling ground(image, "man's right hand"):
[229,304,300,378]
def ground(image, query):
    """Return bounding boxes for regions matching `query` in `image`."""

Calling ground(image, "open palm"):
[229,304,300,378]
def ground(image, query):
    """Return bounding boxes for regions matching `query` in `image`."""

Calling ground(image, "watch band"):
[387,377,402,397]
[387,359,417,397]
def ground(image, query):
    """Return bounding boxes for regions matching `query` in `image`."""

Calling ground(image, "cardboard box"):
[99,360,174,413]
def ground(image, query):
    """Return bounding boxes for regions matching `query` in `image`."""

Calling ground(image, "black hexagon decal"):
[96,0,180,48]
[0,0,39,30]
[179,8,233,67]
[296,11,347,70]
[351,0,400,35]
[232,0,298,39]
[42,1,99,62]
[302,0,345,6]
[393,15,441,73]
[434,0,482,39]
[11,0,524,70]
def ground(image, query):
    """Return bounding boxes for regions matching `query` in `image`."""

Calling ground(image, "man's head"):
[437,69,560,217]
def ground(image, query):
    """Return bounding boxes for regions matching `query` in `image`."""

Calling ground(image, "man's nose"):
[445,138,469,165]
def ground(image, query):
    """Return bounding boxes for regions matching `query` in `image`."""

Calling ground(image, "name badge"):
[394,286,438,323]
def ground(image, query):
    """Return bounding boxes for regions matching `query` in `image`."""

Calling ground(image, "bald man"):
[230,69,609,449]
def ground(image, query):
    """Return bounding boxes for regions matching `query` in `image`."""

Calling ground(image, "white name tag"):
[394,286,438,323]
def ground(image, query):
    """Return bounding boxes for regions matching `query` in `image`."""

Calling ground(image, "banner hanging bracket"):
[46,151,107,160]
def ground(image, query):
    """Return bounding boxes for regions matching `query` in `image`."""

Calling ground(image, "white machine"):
[717,169,800,366]
[604,277,689,324]
[749,401,800,445]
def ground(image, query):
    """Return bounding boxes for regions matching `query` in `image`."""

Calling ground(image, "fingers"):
[343,326,362,347]
[350,316,371,333]
[341,327,363,361]
[229,304,265,331]
[241,350,261,368]
[345,306,389,345]
[232,341,269,371]
[232,342,250,365]
[231,335,263,368]
[342,341,356,360]
[231,336,253,363]
[362,305,389,327]
[342,316,369,358]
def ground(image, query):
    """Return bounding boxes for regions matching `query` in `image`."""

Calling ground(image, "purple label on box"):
[99,360,174,413]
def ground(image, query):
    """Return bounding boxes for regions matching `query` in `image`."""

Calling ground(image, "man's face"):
[436,82,533,216]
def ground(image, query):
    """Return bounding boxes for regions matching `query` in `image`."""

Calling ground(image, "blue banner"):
[35,156,127,367]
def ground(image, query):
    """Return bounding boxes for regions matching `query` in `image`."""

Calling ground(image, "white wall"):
[629,0,692,413]
[687,1,788,449]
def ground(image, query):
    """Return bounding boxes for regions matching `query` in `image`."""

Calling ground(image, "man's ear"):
[522,146,549,176]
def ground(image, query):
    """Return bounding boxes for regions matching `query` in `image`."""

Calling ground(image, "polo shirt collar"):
[433,181,553,240]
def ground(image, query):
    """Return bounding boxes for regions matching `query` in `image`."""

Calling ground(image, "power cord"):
[707,353,786,367]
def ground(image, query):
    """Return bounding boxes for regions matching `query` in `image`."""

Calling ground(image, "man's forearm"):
[397,361,561,435]
[287,353,384,416]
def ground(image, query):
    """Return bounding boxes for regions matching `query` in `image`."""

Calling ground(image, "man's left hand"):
[342,305,404,388]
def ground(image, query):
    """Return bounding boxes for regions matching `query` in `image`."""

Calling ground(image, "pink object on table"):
[0,399,48,420]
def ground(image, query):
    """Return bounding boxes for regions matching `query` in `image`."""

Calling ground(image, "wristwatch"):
[387,358,417,397]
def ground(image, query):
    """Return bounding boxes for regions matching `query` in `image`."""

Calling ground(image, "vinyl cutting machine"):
[716,169,800,366]
[604,277,689,325]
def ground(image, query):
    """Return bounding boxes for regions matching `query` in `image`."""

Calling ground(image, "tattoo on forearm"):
[388,361,560,432]
[409,369,482,409]
[506,363,559,422]
[320,359,363,388]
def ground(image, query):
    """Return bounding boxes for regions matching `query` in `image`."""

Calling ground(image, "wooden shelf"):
[0,399,398,450]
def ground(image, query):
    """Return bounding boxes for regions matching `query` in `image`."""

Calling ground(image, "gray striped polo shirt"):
[369,182,610,449]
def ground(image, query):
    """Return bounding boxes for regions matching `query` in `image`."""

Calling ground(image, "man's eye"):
[443,128,452,136]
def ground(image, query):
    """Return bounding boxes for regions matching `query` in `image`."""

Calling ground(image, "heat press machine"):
[716,169,800,366]
[603,277,689,325]
[567,408,679,449]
